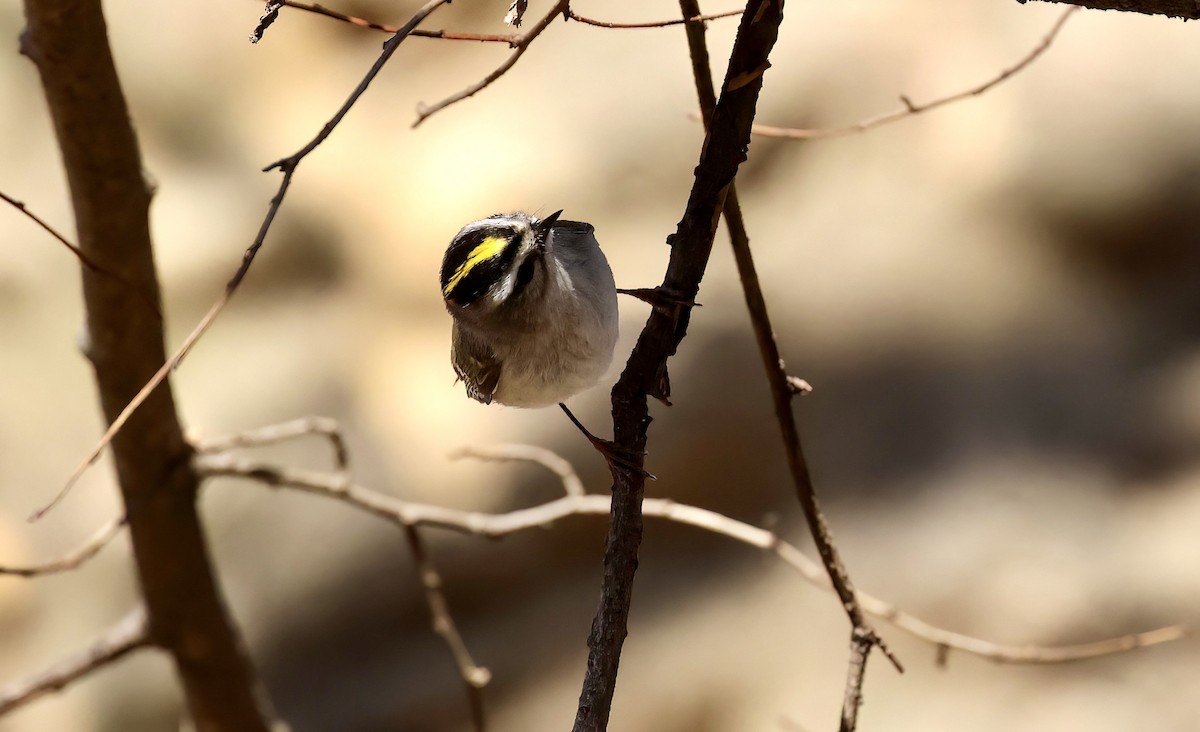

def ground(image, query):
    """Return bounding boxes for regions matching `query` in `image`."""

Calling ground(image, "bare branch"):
[37,0,453,521]
[0,607,150,717]
[413,0,568,127]
[747,7,1078,140]
[566,7,743,29]
[0,516,125,578]
[277,1,519,43]
[195,416,349,471]
[1016,0,1199,20]
[194,451,1187,667]
[0,189,104,273]
[400,524,491,732]
[679,4,896,727]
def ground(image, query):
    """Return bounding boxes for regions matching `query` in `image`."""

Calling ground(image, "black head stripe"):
[441,226,522,304]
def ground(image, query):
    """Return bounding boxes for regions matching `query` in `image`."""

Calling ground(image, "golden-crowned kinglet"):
[440,211,619,408]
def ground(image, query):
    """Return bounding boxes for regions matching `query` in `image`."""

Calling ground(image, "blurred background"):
[2,0,1199,730]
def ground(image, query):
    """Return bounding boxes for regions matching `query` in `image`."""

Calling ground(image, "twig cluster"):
[4,0,1191,729]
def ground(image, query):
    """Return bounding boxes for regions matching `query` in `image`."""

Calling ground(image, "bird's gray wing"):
[451,325,501,405]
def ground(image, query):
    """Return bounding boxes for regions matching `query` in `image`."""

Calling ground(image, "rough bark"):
[20,1,275,730]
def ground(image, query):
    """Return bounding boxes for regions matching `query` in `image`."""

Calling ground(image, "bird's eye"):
[512,255,538,298]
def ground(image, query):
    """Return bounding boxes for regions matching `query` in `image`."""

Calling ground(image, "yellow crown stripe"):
[443,236,510,297]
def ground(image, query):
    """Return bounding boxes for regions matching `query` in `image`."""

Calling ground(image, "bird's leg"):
[558,403,654,480]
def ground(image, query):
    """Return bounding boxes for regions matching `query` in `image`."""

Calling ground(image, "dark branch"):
[21,1,279,728]
[1016,0,1200,20]
[571,2,787,729]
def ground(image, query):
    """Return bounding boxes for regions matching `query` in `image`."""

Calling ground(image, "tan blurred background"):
[2,1,1199,730]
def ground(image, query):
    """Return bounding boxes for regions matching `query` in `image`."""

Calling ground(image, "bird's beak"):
[534,209,563,235]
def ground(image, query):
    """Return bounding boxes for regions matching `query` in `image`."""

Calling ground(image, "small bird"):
[441,210,619,408]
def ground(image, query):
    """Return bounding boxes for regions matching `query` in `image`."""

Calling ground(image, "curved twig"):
[0,517,125,578]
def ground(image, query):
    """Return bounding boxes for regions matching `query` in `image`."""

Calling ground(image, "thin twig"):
[679,2,896,729]
[272,0,739,39]
[0,607,150,717]
[566,7,743,29]
[193,450,1187,666]
[401,523,491,732]
[195,416,349,470]
[278,0,519,42]
[33,0,453,521]
[0,190,160,316]
[413,0,569,127]
[745,6,1078,140]
[0,190,104,272]
[0,516,125,578]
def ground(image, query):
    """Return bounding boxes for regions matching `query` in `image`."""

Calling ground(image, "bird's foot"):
[558,403,655,480]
